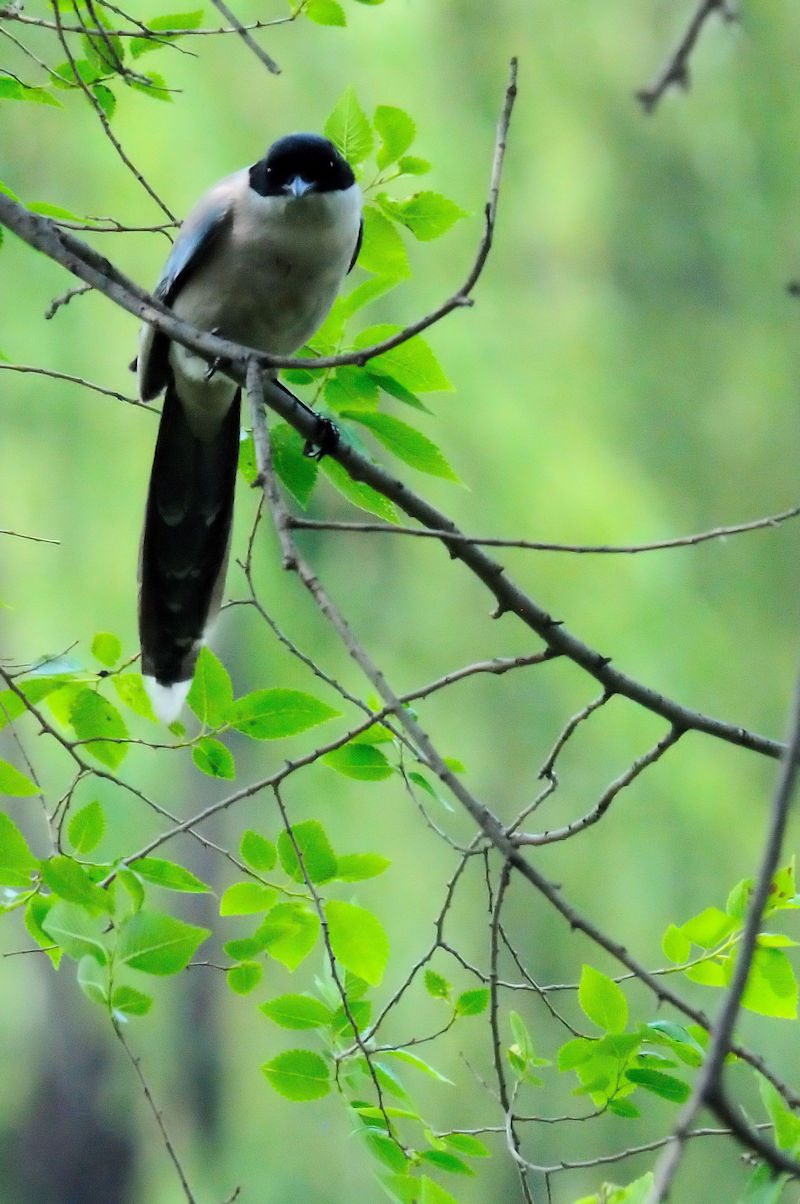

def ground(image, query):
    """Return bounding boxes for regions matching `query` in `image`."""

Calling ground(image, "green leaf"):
[90,632,121,667]
[378,191,468,242]
[325,899,389,985]
[0,78,61,106]
[227,688,338,740]
[364,1130,408,1173]
[455,988,489,1016]
[0,688,26,731]
[335,853,390,881]
[112,673,157,720]
[354,325,451,392]
[759,1074,800,1150]
[680,906,737,949]
[271,423,319,508]
[256,901,320,971]
[608,1098,641,1118]
[262,1049,330,1101]
[78,954,108,1007]
[324,86,373,165]
[240,830,277,872]
[323,742,393,780]
[41,856,109,914]
[130,10,204,56]
[398,155,431,176]
[0,812,38,888]
[726,876,753,920]
[343,410,459,480]
[129,71,171,101]
[625,1068,690,1103]
[425,970,450,998]
[91,84,116,119]
[740,947,798,1018]
[224,937,263,960]
[187,647,233,726]
[374,105,415,170]
[739,1164,786,1204]
[358,205,411,279]
[260,993,333,1029]
[420,1178,459,1204]
[220,881,277,915]
[132,857,210,893]
[662,922,691,963]
[557,1037,595,1070]
[24,896,61,966]
[193,736,235,779]
[340,275,399,318]
[70,690,129,769]
[386,1049,452,1082]
[579,965,628,1033]
[67,800,105,855]
[111,984,153,1015]
[685,958,730,987]
[0,759,38,797]
[277,820,338,884]
[305,0,346,25]
[330,999,372,1035]
[419,1150,473,1176]
[321,459,399,522]
[41,900,108,964]
[117,908,209,975]
[441,1133,490,1157]
[227,961,263,995]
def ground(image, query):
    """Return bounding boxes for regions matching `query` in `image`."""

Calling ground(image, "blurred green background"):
[3,1,800,1201]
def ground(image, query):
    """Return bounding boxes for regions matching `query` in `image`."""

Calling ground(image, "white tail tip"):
[144,676,192,724]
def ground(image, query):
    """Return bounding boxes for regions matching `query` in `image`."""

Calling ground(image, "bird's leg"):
[203,328,232,381]
[270,378,340,460]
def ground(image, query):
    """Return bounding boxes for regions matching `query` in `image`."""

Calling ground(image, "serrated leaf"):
[67,800,105,855]
[330,999,372,1035]
[112,673,157,720]
[557,1037,595,1071]
[760,1075,800,1150]
[386,1049,452,1083]
[111,984,153,1015]
[358,205,411,279]
[0,759,38,797]
[91,632,121,667]
[685,959,730,987]
[323,742,393,780]
[277,820,338,884]
[324,86,373,165]
[262,1049,330,1100]
[363,1129,408,1172]
[41,856,109,914]
[41,899,108,964]
[420,1177,459,1204]
[69,690,128,769]
[343,410,459,480]
[0,812,38,888]
[378,191,468,242]
[397,155,431,176]
[227,961,263,995]
[0,688,26,731]
[419,1150,473,1176]
[130,10,204,56]
[132,857,210,893]
[240,830,276,872]
[321,458,398,521]
[271,423,319,508]
[335,853,390,881]
[220,881,277,915]
[442,1133,490,1157]
[91,84,116,118]
[662,922,691,963]
[0,78,61,106]
[374,105,415,170]
[256,901,320,970]
[425,970,450,998]
[354,325,451,392]
[455,988,489,1016]
[305,0,346,25]
[187,647,233,726]
[24,896,61,966]
[625,1068,690,1102]
[325,899,388,985]
[680,906,736,949]
[117,908,209,975]
[193,736,235,779]
[227,688,338,740]
[579,965,628,1033]
[740,947,798,1018]
[260,993,333,1029]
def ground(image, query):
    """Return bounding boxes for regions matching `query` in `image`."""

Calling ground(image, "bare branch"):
[208,0,281,74]
[637,0,738,113]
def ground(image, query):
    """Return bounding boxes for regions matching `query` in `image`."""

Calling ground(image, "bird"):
[136,133,363,723]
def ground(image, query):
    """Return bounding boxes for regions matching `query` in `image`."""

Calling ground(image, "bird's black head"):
[249,133,355,198]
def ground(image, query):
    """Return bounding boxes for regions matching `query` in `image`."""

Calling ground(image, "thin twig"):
[637,0,737,113]
[208,0,280,74]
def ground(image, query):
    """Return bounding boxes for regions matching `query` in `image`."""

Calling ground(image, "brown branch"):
[208,0,281,74]
[637,0,738,113]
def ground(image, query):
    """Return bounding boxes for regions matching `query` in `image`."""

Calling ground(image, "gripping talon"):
[303,416,339,460]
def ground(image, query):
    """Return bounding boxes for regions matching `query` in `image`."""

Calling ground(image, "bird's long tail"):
[138,383,241,721]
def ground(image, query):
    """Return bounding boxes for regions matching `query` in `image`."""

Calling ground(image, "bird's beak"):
[284,175,314,199]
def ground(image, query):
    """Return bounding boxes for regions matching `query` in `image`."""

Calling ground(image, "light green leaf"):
[42,899,108,964]
[78,954,108,1007]
[557,1037,594,1070]
[321,459,399,522]
[187,647,233,726]
[420,1177,459,1204]
[739,1163,787,1204]
[339,275,399,318]
[111,984,153,1015]
[256,901,320,971]
[364,1130,408,1173]
[325,899,389,985]
[398,155,431,176]
[132,857,210,893]
[277,820,338,884]
[662,923,691,963]
[130,10,204,56]
[323,742,393,780]
[227,688,339,740]
[358,205,411,279]
[112,673,157,720]
[579,965,628,1033]
[354,325,451,393]
[227,961,263,995]
[680,906,737,949]
[193,736,235,779]
[455,988,489,1016]
[24,896,61,966]
[91,84,116,119]
[0,812,38,888]
[240,830,277,872]
[740,947,798,1018]
[0,688,26,731]
[386,1049,452,1083]
[425,970,450,998]
[262,1049,330,1101]
[324,86,373,165]
[0,78,61,106]
[117,908,209,975]
[685,959,730,987]
[378,191,468,242]
[70,690,129,769]
[67,800,105,855]
[374,105,415,170]
[91,632,121,667]
[419,1150,473,1176]
[0,759,38,797]
[41,856,109,914]
[342,410,459,480]
[259,993,333,1029]
[220,881,277,915]
[305,0,346,25]
[442,1133,490,1158]
[759,1074,800,1150]
[335,853,390,881]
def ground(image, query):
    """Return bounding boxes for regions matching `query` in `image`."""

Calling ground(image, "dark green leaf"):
[354,325,451,392]
[342,410,459,480]
[455,988,489,1016]
[323,742,393,780]
[271,422,319,508]
[227,688,338,739]
[625,1068,690,1102]
[425,970,450,998]
[70,690,128,769]
[193,736,235,779]
[419,1150,473,1176]
[111,984,153,1015]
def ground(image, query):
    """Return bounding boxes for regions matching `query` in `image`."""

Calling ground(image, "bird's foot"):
[303,416,340,460]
